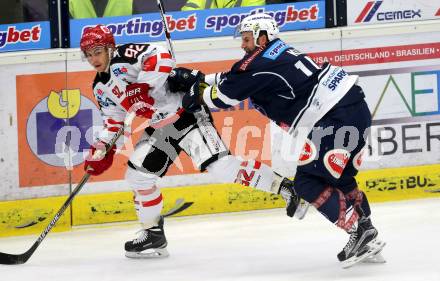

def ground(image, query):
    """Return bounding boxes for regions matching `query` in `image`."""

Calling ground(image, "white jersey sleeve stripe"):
[202,85,218,109]
[216,85,241,106]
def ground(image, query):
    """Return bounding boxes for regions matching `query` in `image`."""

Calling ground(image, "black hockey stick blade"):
[0,254,25,265]
[163,201,193,217]
[0,252,30,265]
[15,216,47,229]
[0,243,37,265]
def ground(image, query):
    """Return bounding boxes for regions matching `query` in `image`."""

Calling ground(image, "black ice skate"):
[361,250,386,264]
[337,217,386,268]
[278,178,309,219]
[125,216,169,259]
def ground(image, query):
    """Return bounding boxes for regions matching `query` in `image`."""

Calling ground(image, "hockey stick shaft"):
[156,0,176,58]
[0,113,135,265]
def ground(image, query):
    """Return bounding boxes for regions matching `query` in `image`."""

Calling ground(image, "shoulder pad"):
[112,43,150,65]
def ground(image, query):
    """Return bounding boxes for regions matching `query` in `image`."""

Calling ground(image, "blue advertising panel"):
[70,2,325,48]
[0,21,51,53]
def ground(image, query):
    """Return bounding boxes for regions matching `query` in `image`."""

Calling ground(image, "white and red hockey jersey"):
[92,43,182,144]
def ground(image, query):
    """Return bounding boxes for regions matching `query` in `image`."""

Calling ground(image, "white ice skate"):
[294,199,310,220]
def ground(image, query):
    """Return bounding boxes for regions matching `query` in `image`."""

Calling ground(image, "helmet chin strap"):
[104,47,114,73]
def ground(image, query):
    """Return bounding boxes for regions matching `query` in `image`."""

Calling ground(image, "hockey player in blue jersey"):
[169,13,386,268]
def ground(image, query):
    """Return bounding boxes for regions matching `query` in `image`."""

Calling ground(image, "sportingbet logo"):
[0,25,41,48]
[355,1,421,23]
[87,16,196,38]
[206,5,319,32]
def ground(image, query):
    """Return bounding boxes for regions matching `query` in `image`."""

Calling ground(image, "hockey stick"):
[0,114,135,265]
[162,199,193,217]
[156,0,176,58]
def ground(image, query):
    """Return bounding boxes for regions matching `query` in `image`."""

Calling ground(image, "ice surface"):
[1,198,439,281]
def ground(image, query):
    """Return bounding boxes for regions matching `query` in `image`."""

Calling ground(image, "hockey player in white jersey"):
[177,14,386,268]
[80,24,302,259]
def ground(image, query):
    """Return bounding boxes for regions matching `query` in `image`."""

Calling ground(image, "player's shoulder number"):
[286,49,320,77]
[123,44,148,59]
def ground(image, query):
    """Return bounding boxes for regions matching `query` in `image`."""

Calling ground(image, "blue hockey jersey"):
[202,39,364,130]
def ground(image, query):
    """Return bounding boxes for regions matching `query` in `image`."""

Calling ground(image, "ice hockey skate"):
[361,249,386,264]
[337,217,386,268]
[125,217,169,259]
[294,199,310,220]
[278,178,309,219]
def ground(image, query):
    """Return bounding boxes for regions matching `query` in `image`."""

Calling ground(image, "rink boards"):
[1,163,439,237]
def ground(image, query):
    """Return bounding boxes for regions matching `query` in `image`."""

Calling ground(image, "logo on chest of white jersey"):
[112,66,128,77]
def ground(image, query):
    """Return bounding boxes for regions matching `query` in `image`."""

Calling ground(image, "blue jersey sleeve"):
[203,60,269,109]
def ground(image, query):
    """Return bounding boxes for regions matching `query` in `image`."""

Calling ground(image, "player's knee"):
[206,155,241,183]
[125,165,158,189]
[293,172,327,202]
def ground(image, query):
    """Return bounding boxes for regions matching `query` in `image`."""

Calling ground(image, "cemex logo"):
[355,1,421,23]
[0,25,41,48]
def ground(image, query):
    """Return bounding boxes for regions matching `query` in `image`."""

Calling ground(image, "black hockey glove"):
[168,67,205,93]
[182,80,209,113]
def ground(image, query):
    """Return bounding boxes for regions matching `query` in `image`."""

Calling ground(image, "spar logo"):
[0,25,41,48]
[355,1,421,23]
[26,90,102,168]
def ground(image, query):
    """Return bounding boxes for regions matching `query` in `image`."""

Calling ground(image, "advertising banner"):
[69,2,326,47]
[348,0,440,25]
[0,21,51,53]
[312,43,440,170]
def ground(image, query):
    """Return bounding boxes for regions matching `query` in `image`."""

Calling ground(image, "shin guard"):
[312,186,359,232]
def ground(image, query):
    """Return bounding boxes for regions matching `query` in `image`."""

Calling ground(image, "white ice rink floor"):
[1,198,439,281]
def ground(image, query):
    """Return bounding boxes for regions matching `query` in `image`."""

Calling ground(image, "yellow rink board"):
[0,197,71,237]
[1,164,440,237]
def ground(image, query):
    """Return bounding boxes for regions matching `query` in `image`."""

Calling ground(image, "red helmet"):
[80,25,115,52]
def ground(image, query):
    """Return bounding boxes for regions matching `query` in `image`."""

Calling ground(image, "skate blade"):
[294,200,309,220]
[341,238,386,269]
[362,252,386,264]
[125,248,169,259]
[361,240,386,264]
